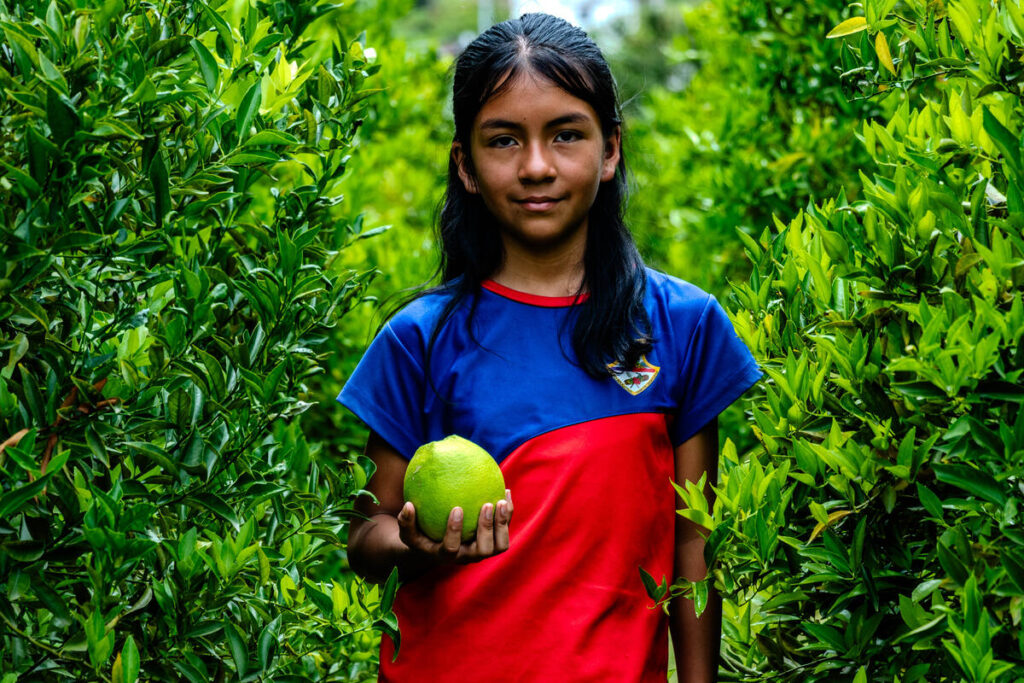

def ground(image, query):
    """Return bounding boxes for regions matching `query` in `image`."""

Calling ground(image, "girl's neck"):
[490,242,586,298]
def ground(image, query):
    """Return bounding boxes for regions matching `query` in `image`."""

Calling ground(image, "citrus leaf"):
[982,107,1022,175]
[246,129,299,147]
[223,621,247,677]
[149,152,171,227]
[875,31,897,76]
[236,80,262,142]
[932,463,1006,506]
[120,635,139,683]
[827,17,868,38]
[190,39,218,92]
[257,615,280,671]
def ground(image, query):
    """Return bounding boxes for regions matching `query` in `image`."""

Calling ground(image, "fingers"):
[493,493,511,553]
[397,502,430,551]
[440,507,464,558]
[397,493,513,567]
[475,503,495,556]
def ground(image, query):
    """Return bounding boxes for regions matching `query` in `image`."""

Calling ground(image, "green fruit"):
[404,435,506,542]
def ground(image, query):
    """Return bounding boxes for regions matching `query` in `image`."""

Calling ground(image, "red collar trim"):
[482,280,590,307]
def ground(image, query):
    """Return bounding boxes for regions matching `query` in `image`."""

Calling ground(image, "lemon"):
[404,435,506,542]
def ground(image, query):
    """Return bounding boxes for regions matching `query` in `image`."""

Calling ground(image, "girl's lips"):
[516,197,562,212]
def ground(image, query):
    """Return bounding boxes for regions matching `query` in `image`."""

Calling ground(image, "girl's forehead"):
[479,70,593,114]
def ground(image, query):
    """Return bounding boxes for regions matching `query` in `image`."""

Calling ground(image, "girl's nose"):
[519,142,555,182]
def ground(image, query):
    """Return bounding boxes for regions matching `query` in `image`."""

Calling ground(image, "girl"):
[340,13,760,682]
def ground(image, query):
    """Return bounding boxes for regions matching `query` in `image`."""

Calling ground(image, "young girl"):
[340,13,760,682]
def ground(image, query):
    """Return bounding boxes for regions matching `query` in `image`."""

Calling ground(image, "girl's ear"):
[451,142,479,194]
[600,126,622,182]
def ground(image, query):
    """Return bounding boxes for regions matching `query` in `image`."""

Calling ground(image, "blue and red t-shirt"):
[338,268,761,682]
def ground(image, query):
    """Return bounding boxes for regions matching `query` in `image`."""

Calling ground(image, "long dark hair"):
[415,13,651,378]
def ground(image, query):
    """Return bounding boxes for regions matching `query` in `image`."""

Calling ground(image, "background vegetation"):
[2,0,1022,680]
[0,0,396,679]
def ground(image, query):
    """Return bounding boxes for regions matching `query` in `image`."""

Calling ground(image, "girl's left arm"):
[669,417,721,683]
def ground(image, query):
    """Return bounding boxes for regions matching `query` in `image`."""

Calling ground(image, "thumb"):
[398,501,414,526]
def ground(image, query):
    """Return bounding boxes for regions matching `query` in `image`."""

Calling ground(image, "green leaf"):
[46,88,79,145]
[246,129,300,147]
[149,152,171,227]
[223,621,247,677]
[224,150,280,165]
[236,80,262,142]
[12,295,49,329]
[982,107,1021,175]
[86,608,114,670]
[381,567,400,613]
[638,566,667,602]
[827,16,869,38]
[0,159,42,198]
[172,658,207,683]
[120,635,139,683]
[85,424,110,466]
[911,578,943,603]
[257,616,280,671]
[875,31,897,76]
[185,495,239,530]
[129,77,157,104]
[931,463,1006,506]
[376,611,401,662]
[200,2,233,48]
[126,441,179,475]
[692,579,709,618]
[937,540,970,585]
[33,582,72,628]
[196,348,226,400]
[190,39,219,92]
[1001,550,1024,593]
[917,482,945,520]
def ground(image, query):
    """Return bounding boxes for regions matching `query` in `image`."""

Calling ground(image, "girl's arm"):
[669,418,721,683]
[347,431,513,584]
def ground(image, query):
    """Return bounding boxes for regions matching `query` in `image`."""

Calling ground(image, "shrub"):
[622,0,879,293]
[0,0,397,679]
[667,0,1024,680]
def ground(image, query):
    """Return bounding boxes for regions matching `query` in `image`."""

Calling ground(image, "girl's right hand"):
[396,490,513,565]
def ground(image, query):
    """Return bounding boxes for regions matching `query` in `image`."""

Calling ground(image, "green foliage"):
[624,0,879,293]
[313,24,452,458]
[0,0,397,678]
[666,0,1024,679]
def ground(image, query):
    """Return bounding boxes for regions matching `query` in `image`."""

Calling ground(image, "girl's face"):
[453,72,620,259]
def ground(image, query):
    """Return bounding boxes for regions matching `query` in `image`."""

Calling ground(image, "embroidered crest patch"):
[610,355,660,396]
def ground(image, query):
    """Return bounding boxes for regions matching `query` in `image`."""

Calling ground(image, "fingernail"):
[484,504,493,521]
[497,500,506,518]
[452,507,463,522]
[505,489,511,501]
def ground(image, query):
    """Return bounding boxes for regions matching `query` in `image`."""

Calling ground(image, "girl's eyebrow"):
[478,112,593,131]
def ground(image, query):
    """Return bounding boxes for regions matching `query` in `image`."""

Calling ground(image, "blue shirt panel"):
[338,269,761,462]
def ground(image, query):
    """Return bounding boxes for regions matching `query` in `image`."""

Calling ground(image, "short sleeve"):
[670,295,762,445]
[337,323,426,459]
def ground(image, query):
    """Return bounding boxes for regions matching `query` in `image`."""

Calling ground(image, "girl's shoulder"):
[381,282,462,342]
[643,267,714,318]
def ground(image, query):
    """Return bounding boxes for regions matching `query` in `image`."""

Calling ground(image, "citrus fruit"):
[404,435,506,542]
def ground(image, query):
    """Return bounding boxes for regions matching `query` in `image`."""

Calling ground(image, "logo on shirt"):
[609,356,660,396]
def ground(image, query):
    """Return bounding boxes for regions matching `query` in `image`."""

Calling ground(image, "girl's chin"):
[498,225,588,254]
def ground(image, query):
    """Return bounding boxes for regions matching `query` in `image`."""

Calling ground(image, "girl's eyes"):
[487,131,582,147]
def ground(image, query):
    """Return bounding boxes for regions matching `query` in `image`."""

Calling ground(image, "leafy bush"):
[0,0,398,679]
[667,0,1024,680]
[623,0,879,293]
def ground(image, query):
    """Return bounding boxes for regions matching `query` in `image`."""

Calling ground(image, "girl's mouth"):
[516,196,562,212]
